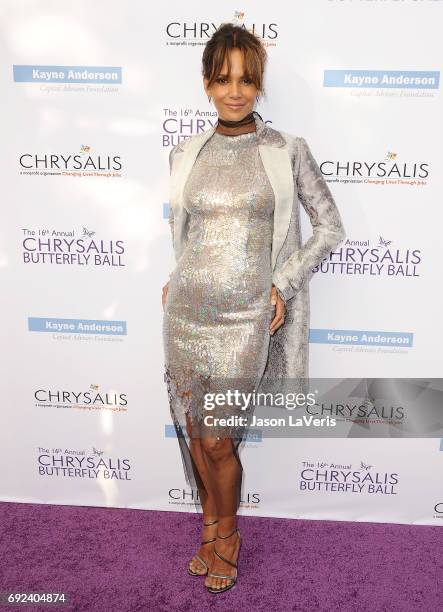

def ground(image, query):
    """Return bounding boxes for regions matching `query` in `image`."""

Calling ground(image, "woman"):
[162,23,345,594]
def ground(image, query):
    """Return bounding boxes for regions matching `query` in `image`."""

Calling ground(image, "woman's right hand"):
[162,281,169,310]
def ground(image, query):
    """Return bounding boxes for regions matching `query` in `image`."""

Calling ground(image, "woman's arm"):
[272,136,346,303]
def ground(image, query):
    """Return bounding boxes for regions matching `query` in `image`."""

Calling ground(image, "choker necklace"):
[217,111,255,128]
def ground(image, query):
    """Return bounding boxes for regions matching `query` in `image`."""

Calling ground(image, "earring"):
[208,95,211,103]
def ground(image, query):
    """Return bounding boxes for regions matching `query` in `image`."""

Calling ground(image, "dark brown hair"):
[202,23,267,98]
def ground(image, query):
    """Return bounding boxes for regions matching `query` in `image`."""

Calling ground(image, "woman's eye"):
[215,77,252,85]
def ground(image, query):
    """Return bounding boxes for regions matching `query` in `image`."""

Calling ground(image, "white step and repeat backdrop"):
[1,1,442,525]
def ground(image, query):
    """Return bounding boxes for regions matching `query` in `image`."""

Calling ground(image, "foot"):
[188,519,218,576]
[205,528,240,591]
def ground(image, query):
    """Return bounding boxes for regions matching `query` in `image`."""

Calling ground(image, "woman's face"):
[204,47,259,121]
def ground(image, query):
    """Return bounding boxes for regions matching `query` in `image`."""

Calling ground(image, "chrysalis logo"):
[319,154,429,180]
[19,147,122,171]
[165,22,278,41]
[299,460,400,495]
[21,226,126,267]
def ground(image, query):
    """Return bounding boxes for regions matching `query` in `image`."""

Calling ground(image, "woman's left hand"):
[269,284,286,335]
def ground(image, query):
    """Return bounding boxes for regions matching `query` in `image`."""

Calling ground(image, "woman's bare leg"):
[200,434,242,591]
[185,414,219,575]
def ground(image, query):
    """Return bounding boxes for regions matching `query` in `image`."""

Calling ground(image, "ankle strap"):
[217,527,238,540]
[203,519,219,527]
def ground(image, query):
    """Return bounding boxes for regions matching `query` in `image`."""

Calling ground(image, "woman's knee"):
[201,436,232,460]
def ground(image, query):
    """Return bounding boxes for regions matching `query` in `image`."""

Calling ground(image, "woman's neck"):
[215,111,256,136]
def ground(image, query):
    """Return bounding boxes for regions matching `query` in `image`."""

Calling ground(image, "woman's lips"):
[225,104,246,110]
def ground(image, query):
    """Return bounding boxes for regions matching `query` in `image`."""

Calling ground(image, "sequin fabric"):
[163,129,275,486]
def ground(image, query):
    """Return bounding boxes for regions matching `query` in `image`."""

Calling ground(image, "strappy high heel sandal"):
[187,518,219,576]
[206,527,241,594]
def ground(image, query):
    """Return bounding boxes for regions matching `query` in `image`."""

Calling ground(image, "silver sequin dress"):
[163,129,275,491]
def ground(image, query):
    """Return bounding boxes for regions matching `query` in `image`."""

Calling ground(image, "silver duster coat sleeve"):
[272,137,346,303]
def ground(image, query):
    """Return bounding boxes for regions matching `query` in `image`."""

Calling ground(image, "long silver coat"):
[167,111,346,384]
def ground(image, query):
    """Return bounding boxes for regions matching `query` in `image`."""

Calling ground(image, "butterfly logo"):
[92,447,104,457]
[80,145,91,154]
[83,227,96,239]
[386,151,397,161]
[378,236,392,247]
[233,11,245,23]
[90,383,99,390]
[360,461,372,471]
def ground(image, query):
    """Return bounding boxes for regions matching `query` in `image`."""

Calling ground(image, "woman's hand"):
[162,281,169,311]
[269,284,286,335]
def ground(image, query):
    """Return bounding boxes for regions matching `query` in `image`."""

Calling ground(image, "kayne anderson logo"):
[312,236,422,278]
[310,329,413,354]
[324,70,439,97]
[13,65,122,83]
[21,226,125,266]
[34,384,128,413]
[28,317,127,344]
[19,145,122,178]
[321,150,429,186]
[13,65,122,94]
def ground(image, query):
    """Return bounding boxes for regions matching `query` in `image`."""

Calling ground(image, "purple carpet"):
[0,502,441,611]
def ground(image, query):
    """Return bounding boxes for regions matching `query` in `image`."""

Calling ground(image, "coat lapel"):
[169,110,294,271]
[258,142,294,270]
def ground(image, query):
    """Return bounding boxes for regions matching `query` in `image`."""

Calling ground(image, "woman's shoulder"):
[269,126,309,162]
[273,126,306,148]
[168,138,189,170]
[169,130,207,167]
